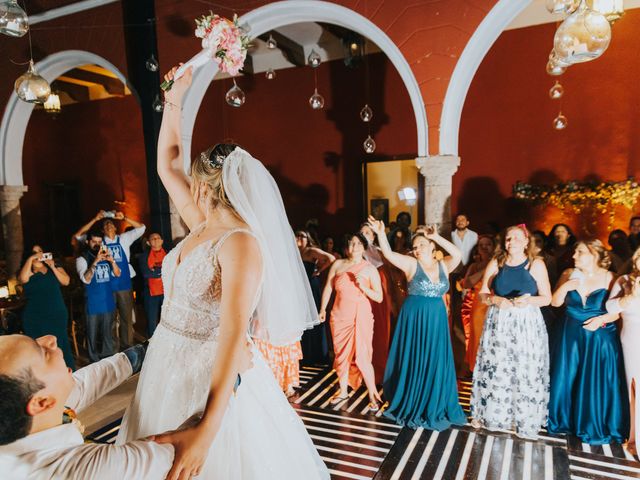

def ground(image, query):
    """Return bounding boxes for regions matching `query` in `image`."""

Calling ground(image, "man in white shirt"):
[73,210,146,350]
[0,335,172,479]
[0,335,253,479]
[451,214,479,267]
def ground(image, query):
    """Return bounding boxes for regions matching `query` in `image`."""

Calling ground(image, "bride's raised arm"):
[157,66,206,231]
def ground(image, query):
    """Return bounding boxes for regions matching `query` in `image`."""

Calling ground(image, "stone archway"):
[179,0,429,169]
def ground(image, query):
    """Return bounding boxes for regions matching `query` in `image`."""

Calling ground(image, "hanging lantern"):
[15,60,51,104]
[360,104,373,122]
[545,0,581,14]
[308,49,321,68]
[152,94,164,112]
[225,80,245,107]
[43,92,61,115]
[546,60,567,76]
[265,68,276,80]
[145,54,159,72]
[308,88,324,110]
[549,81,564,99]
[363,135,376,154]
[586,0,625,23]
[0,0,28,37]
[554,3,611,65]
[266,34,277,49]
[553,112,568,130]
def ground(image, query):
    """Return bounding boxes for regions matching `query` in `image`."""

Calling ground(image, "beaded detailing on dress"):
[408,262,448,297]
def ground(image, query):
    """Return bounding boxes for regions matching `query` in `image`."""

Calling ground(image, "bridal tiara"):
[200,150,226,169]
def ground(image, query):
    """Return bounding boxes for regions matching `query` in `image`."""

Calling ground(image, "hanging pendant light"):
[360,104,373,122]
[554,3,611,65]
[546,60,567,76]
[43,92,61,115]
[266,34,277,50]
[586,0,625,23]
[0,0,29,37]
[549,81,565,99]
[265,68,276,80]
[308,49,321,68]
[152,94,164,112]
[225,79,245,107]
[308,88,324,110]
[553,112,568,130]
[363,135,376,154]
[145,54,159,72]
[15,60,50,103]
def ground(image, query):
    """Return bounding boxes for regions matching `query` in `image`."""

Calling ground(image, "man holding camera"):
[73,210,146,350]
[75,230,121,363]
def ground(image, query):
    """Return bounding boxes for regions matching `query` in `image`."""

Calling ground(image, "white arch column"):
[416,155,460,235]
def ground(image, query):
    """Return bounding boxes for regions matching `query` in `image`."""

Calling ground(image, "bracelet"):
[164,100,181,111]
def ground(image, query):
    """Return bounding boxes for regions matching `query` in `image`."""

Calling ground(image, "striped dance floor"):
[87,366,640,479]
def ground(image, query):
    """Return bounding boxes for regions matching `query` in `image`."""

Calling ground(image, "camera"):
[103,211,116,219]
[40,252,53,261]
[99,244,109,255]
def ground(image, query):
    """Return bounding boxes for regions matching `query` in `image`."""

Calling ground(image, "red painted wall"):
[456,9,640,238]
[19,52,416,247]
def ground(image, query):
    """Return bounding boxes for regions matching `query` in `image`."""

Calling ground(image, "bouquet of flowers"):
[161,13,250,91]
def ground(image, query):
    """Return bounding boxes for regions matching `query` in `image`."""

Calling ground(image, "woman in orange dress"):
[319,232,383,409]
[254,339,303,397]
[462,235,496,372]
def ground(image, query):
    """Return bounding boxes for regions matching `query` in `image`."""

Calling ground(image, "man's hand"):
[152,425,212,480]
[95,210,105,221]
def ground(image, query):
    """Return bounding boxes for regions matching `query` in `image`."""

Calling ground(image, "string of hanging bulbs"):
[545,0,624,130]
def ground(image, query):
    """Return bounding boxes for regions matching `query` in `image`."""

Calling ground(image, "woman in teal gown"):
[19,245,75,369]
[549,240,629,444]
[368,217,466,430]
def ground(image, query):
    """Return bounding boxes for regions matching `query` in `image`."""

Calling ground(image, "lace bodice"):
[159,226,254,341]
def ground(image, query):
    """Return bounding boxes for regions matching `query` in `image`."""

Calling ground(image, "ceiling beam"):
[64,68,125,95]
[258,31,306,67]
[51,80,90,103]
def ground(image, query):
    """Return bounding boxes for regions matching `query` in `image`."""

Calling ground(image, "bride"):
[116,65,330,480]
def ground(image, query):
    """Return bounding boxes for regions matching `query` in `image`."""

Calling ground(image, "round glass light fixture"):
[549,81,565,99]
[265,68,276,80]
[14,61,51,103]
[546,60,567,76]
[308,88,324,110]
[360,104,373,122]
[363,135,376,154]
[0,0,29,37]
[553,112,568,130]
[308,49,321,68]
[266,34,277,49]
[553,3,611,65]
[225,80,245,107]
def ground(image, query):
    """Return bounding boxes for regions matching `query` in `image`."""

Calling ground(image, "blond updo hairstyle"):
[190,143,239,211]
[576,239,611,270]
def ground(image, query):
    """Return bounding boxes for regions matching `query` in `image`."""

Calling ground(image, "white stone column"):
[416,155,461,236]
[0,185,28,277]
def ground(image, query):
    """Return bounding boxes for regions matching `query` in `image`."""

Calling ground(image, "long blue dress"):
[548,288,629,444]
[22,269,75,369]
[383,261,466,430]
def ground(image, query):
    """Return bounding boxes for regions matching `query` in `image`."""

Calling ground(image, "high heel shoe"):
[329,393,349,405]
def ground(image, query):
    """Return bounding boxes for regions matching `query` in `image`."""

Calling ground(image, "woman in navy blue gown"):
[368,217,466,430]
[549,239,629,444]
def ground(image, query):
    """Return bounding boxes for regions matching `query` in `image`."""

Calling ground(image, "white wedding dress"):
[116,226,329,479]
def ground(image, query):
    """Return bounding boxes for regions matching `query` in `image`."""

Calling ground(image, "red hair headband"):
[516,223,529,237]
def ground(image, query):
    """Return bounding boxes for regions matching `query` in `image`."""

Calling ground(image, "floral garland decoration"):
[513,178,640,215]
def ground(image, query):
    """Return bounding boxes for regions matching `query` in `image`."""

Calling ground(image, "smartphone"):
[100,244,108,254]
[40,252,53,261]
[103,211,116,219]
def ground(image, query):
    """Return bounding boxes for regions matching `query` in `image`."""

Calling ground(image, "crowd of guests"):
[17,210,167,368]
[256,213,639,456]
[12,208,640,455]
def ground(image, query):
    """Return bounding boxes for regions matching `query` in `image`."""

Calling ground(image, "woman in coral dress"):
[319,232,383,409]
